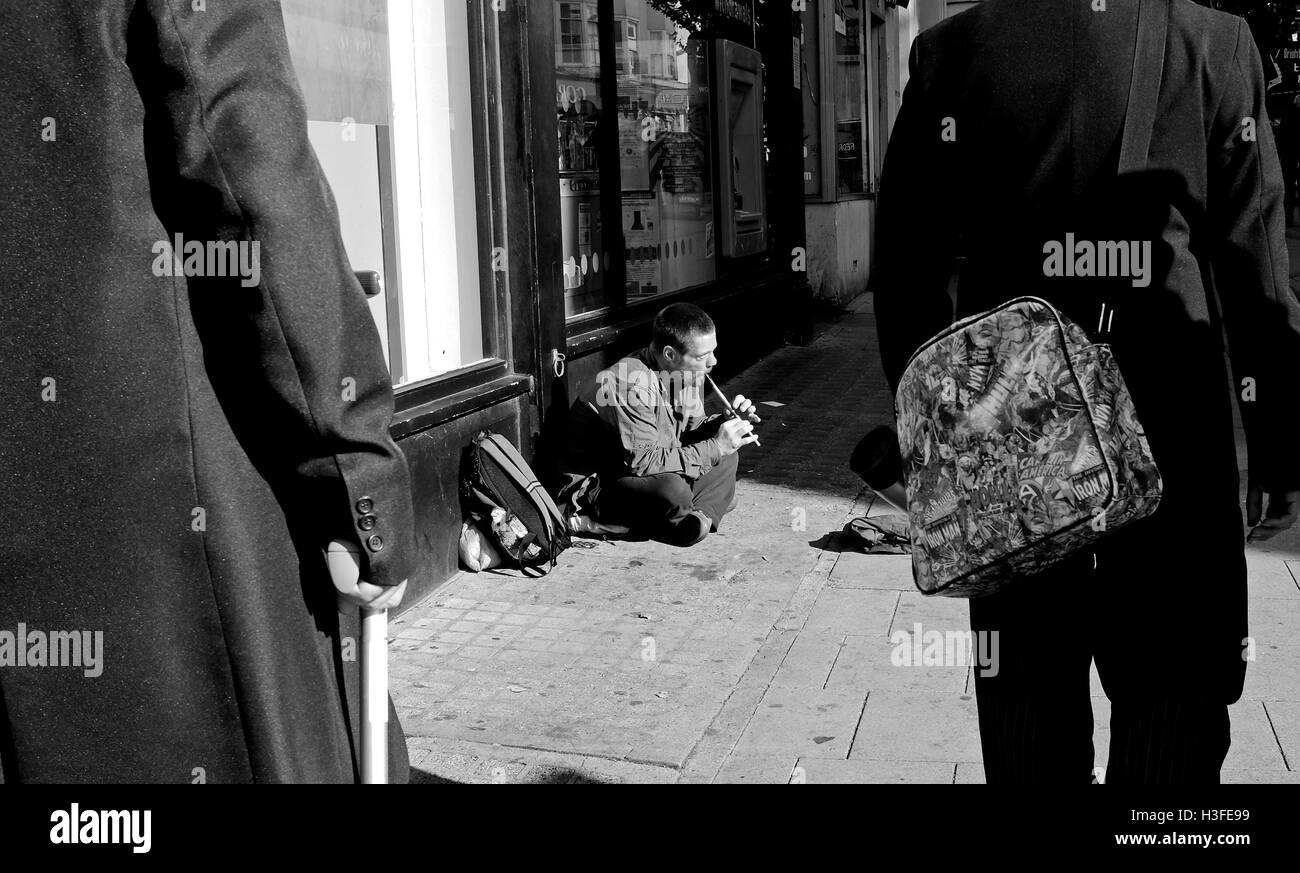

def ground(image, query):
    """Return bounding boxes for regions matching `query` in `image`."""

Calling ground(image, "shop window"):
[832,0,867,196]
[559,2,599,66]
[871,12,888,192]
[615,19,641,75]
[282,0,489,387]
[800,0,823,197]
[557,0,718,319]
[802,0,873,201]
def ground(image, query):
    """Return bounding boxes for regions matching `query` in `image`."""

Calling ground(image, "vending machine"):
[713,39,767,258]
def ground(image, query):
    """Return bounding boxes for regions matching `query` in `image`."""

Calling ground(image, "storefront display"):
[558,0,719,316]
[557,4,610,316]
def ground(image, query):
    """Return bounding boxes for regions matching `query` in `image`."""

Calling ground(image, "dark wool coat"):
[0,0,416,782]
[872,0,1300,704]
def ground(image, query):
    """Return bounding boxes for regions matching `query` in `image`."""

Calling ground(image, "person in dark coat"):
[872,0,1300,783]
[0,0,415,782]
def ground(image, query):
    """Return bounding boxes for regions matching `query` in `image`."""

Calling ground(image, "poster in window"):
[623,194,662,299]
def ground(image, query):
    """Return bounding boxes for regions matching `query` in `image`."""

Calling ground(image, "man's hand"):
[716,417,758,456]
[339,579,408,611]
[731,394,762,423]
[324,539,409,610]
[1246,482,1300,542]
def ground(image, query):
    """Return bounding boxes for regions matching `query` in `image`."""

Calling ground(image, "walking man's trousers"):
[969,497,1247,784]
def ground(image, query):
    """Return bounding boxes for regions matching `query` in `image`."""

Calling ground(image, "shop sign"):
[557,83,591,112]
[655,91,690,111]
[713,0,753,27]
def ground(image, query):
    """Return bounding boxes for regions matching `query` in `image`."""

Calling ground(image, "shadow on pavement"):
[409,766,614,785]
[408,768,459,784]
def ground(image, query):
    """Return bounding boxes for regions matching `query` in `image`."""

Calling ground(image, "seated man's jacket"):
[558,349,724,500]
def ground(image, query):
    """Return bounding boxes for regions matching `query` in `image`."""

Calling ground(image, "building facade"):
[799,0,980,306]
[276,0,811,608]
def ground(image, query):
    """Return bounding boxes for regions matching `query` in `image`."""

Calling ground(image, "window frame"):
[391,0,537,426]
[805,0,876,203]
[561,0,740,329]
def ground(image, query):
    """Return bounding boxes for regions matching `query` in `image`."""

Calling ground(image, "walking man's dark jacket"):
[0,0,414,782]
[873,0,1300,710]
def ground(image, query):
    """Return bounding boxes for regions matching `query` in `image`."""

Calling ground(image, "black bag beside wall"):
[460,432,572,575]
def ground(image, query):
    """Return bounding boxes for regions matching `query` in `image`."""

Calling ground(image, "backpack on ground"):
[460,432,571,575]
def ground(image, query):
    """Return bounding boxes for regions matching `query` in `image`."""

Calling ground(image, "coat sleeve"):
[871,33,959,395]
[137,0,414,586]
[1208,19,1300,492]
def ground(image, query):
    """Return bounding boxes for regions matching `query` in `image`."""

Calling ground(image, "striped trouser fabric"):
[972,677,1231,784]
[968,542,1238,785]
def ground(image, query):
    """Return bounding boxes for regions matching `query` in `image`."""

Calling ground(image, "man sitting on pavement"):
[558,303,760,546]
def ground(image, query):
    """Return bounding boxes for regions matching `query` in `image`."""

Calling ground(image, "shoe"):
[568,511,630,539]
[662,510,711,547]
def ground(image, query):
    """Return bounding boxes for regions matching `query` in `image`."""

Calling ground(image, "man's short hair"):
[651,303,715,354]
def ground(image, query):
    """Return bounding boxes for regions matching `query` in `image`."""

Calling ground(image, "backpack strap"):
[1119,0,1170,176]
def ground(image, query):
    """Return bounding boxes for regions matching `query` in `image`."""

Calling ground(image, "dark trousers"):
[970,497,1245,785]
[590,451,738,533]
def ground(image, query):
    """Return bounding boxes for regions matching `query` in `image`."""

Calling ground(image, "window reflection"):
[616,1,715,303]
[557,0,717,318]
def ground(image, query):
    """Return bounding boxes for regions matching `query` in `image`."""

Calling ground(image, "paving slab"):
[826,634,970,695]
[1246,597,1300,646]
[1220,770,1300,784]
[678,629,798,783]
[827,552,916,591]
[767,632,847,690]
[794,758,956,784]
[1241,645,1300,701]
[1262,700,1299,769]
[1226,700,1285,771]
[409,738,682,784]
[848,691,982,763]
[800,587,899,637]
[712,755,800,784]
[730,686,869,759]
[888,591,972,638]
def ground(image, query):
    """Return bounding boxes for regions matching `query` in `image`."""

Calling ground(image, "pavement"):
[390,275,1300,784]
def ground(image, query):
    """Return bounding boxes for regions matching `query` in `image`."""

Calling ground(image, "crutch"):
[324,539,388,784]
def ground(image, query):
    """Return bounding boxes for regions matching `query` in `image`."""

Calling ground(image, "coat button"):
[356,497,374,514]
[358,514,377,531]
[366,534,384,552]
